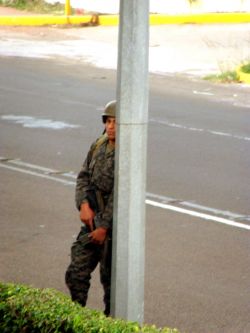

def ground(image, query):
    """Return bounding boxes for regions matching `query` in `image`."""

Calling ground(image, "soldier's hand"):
[80,202,95,231]
[90,227,107,245]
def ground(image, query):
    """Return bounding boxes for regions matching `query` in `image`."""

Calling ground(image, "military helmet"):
[102,100,116,123]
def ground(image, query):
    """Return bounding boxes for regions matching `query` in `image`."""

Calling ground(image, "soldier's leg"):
[65,226,99,306]
[100,238,112,316]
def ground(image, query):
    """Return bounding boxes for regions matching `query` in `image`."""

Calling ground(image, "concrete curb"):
[0,12,250,26]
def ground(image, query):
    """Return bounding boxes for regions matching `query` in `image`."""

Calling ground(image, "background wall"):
[46,0,250,14]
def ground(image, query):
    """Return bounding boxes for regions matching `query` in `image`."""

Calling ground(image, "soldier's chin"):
[107,133,115,138]
[108,134,116,142]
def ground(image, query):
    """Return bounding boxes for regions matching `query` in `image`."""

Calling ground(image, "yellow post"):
[65,0,71,16]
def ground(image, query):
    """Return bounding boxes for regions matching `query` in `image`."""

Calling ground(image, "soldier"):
[65,100,116,316]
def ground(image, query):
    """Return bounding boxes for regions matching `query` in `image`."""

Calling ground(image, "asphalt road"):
[0,56,250,333]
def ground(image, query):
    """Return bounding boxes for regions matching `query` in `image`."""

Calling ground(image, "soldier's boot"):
[103,285,111,316]
[104,303,110,316]
[71,292,87,307]
[100,238,112,316]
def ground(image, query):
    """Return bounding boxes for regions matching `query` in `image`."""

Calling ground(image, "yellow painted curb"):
[98,13,250,26]
[0,12,250,26]
[98,14,119,26]
[237,66,250,84]
[149,13,250,25]
[0,15,93,26]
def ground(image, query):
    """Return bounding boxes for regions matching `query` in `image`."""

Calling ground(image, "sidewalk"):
[0,7,250,80]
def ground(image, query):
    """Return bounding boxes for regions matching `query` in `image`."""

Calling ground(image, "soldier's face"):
[105,117,116,143]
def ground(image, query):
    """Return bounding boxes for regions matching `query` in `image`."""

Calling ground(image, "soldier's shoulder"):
[95,133,108,146]
[90,133,108,153]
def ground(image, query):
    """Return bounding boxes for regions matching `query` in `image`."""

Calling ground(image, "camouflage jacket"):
[75,134,115,230]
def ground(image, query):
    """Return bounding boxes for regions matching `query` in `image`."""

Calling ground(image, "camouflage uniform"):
[65,134,114,315]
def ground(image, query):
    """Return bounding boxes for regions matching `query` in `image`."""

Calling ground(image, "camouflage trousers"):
[65,226,112,315]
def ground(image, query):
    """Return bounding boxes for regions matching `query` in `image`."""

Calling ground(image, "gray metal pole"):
[111,0,149,324]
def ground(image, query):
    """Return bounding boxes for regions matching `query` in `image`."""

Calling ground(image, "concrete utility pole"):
[111,0,149,324]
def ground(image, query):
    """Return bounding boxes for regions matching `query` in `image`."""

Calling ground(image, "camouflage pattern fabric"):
[65,136,115,315]
[75,134,114,230]
[65,226,112,312]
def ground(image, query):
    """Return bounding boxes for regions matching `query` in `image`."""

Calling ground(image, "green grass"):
[204,70,239,83]
[204,61,250,83]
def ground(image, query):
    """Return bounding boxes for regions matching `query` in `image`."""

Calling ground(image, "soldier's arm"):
[90,194,112,244]
[75,143,96,230]
[99,189,114,230]
[80,202,95,231]
[75,144,95,210]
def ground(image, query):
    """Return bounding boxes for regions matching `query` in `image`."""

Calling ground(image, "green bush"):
[0,282,180,333]
[240,62,250,74]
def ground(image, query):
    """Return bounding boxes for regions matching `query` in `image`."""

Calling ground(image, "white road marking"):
[1,115,80,130]
[146,192,246,220]
[1,157,249,231]
[7,158,76,178]
[146,199,250,231]
[8,159,60,173]
[193,90,214,96]
[150,118,250,142]
[0,163,75,186]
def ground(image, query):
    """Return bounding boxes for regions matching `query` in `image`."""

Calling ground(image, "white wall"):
[46,0,250,13]
[150,0,190,14]
[197,0,250,12]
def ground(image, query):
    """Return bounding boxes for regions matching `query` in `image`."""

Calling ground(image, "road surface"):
[0,56,250,333]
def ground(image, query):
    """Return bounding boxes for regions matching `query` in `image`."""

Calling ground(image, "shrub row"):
[0,282,180,333]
